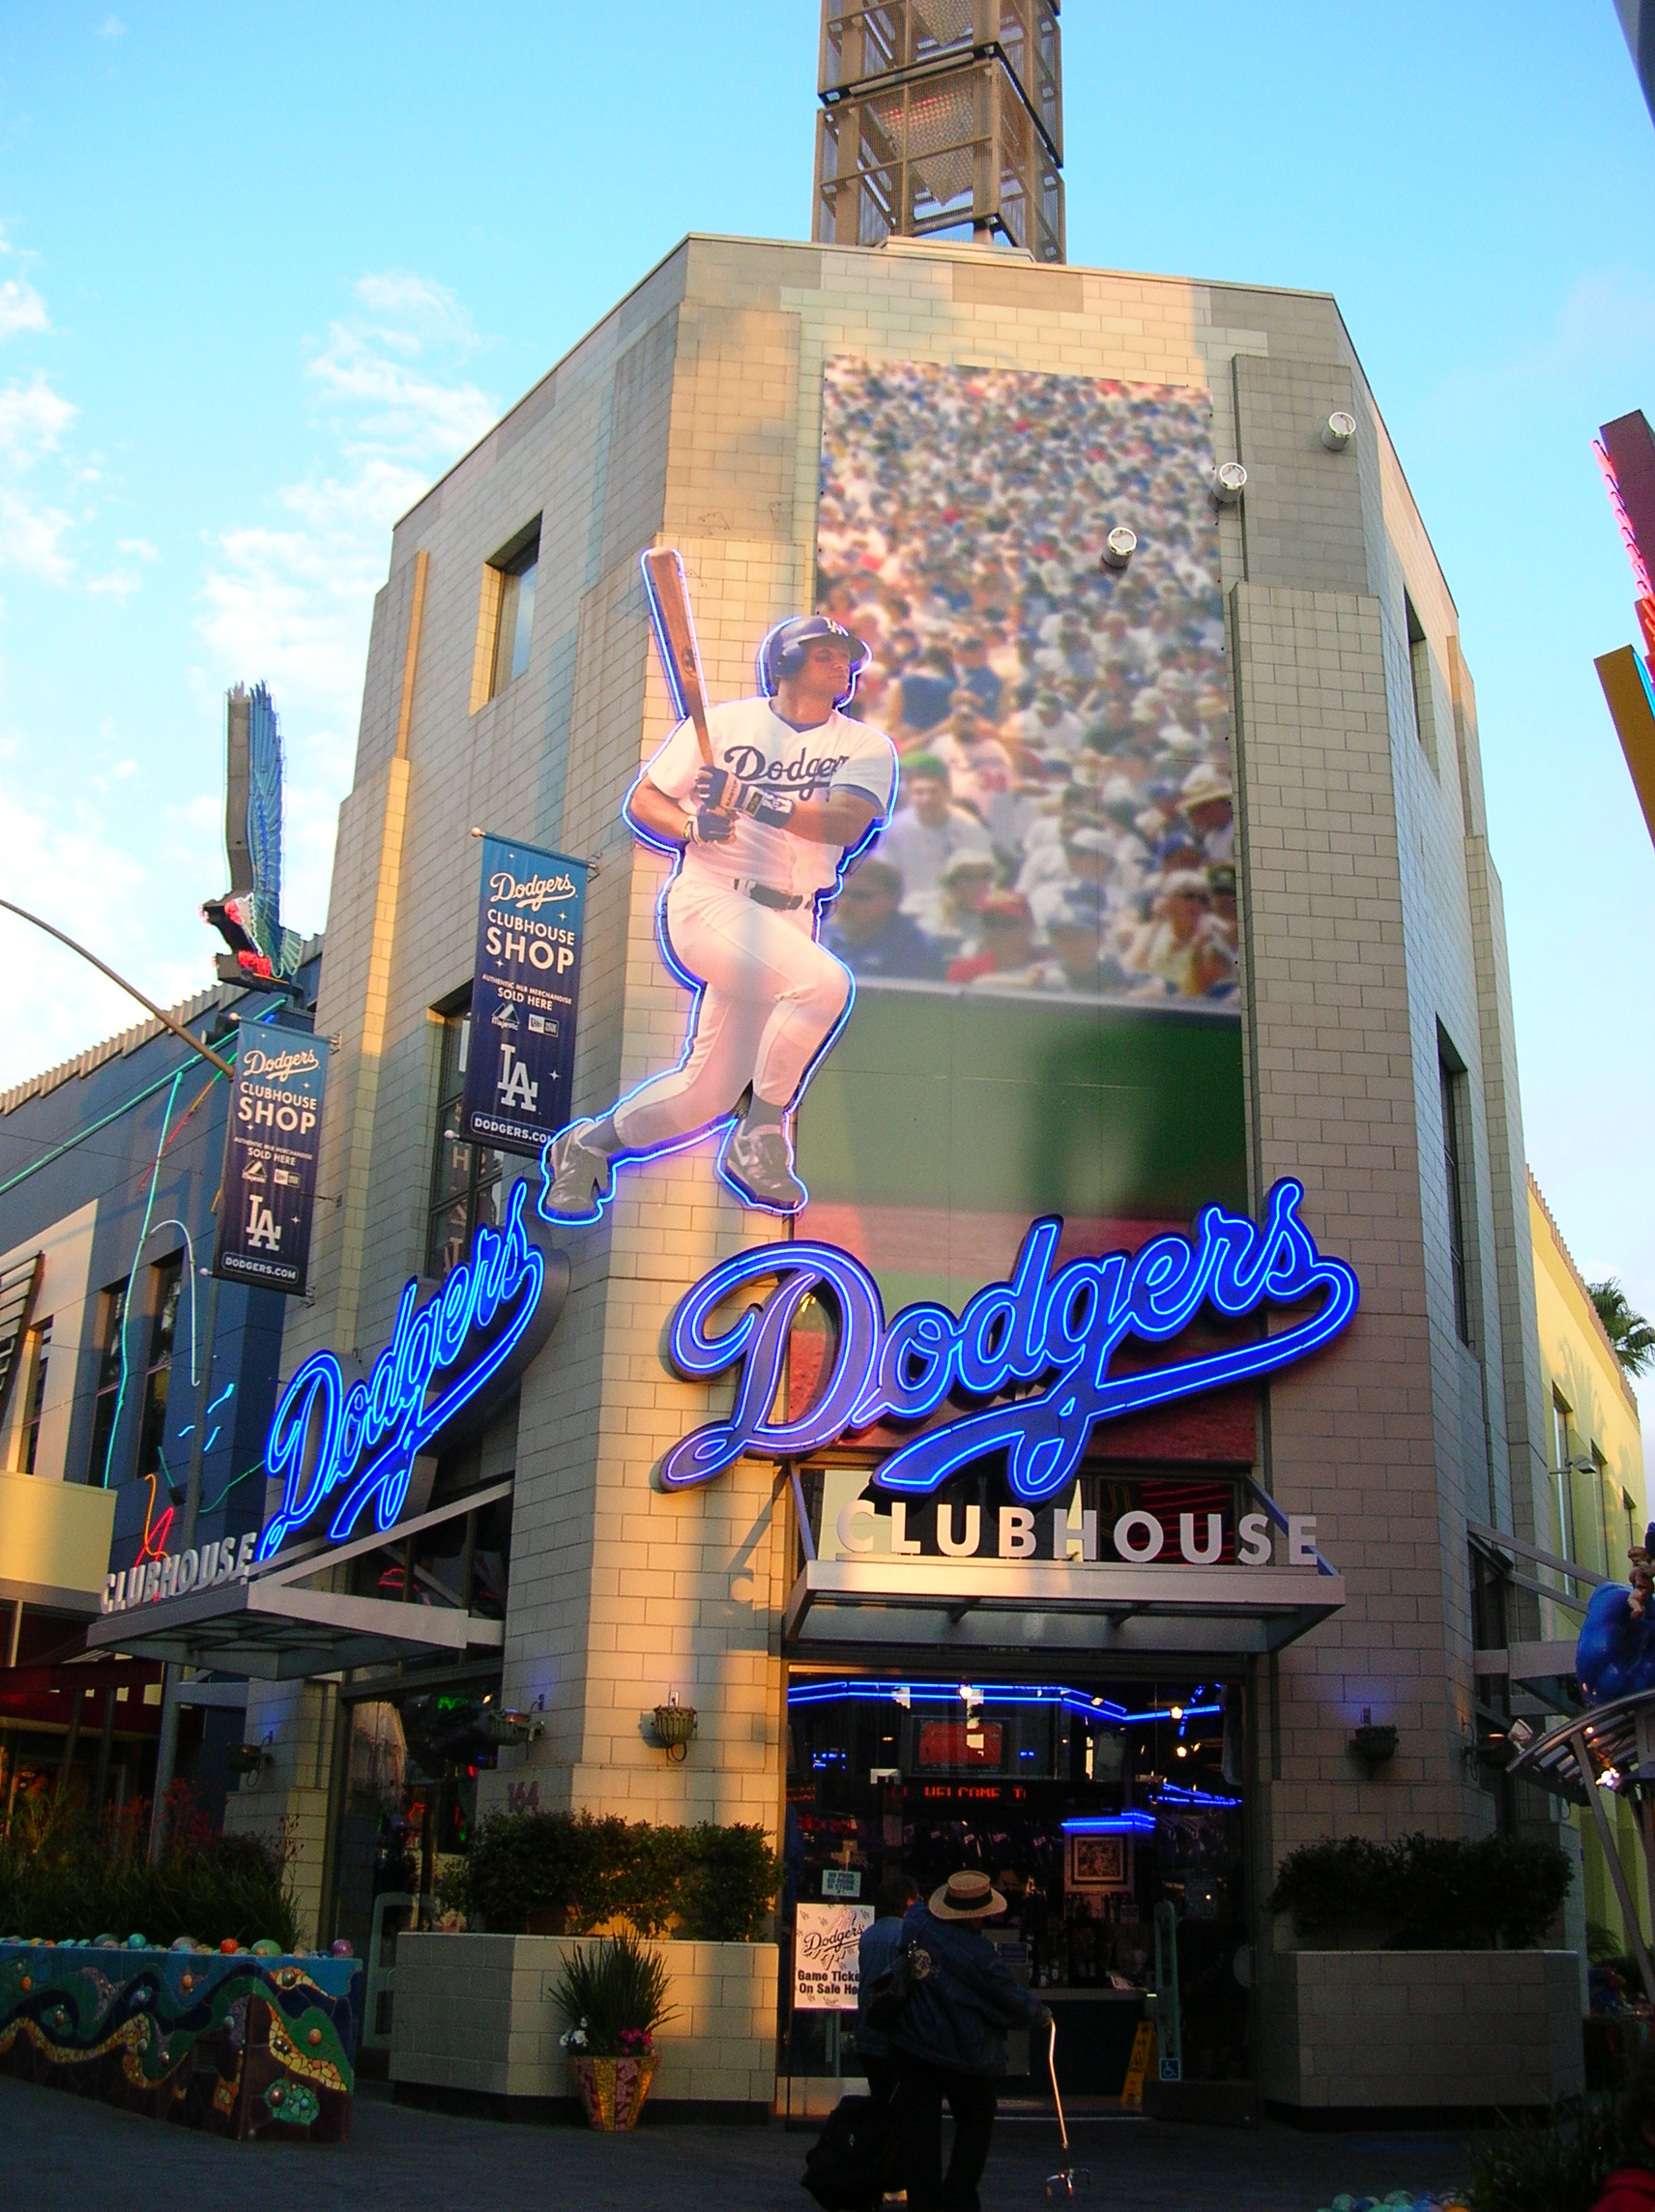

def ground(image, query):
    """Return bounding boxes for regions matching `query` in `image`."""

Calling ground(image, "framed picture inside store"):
[1067,1836,1130,1889]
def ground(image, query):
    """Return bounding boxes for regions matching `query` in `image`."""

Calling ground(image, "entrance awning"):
[782,1557,1344,1658]
[85,1482,509,1680]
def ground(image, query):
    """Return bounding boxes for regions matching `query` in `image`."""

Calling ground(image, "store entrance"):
[329,1675,508,2061]
[782,1672,1249,2104]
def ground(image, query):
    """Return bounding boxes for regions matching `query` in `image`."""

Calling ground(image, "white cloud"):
[0,278,49,341]
[195,273,499,938]
[116,536,159,560]
[86,566,142,597]
[0,372,76,461]
[307,326,494,455]
[0,488,73,583]
[97,15,126,38]
[0,783,199,1091]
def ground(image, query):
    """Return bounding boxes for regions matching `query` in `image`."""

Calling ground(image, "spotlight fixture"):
[1100,526,1137,570]
[1211,461,1247,506]
[1321,411,1357,452]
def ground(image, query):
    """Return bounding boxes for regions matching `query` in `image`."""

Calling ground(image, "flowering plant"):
[551,1933,674,2058]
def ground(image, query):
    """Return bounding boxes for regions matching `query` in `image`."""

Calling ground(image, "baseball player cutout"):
[540,613,898,1219]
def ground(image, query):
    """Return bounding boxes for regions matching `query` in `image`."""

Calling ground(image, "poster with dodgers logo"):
[792,1901,875,2010]
[213,1025,328,1295]
[462,834,589,1156]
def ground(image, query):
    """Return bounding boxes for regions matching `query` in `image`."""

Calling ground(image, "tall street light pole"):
[0,899,234,1079]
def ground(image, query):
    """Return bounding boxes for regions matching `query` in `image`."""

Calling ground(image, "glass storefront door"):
[782,1672,1249,2099]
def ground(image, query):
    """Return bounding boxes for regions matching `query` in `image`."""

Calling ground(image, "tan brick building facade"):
[223,233,1555,2102]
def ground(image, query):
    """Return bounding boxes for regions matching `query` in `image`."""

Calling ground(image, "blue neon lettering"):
[659,1242,883,1490]
[660,1181,1358,1499]
[257,1180,548,1557]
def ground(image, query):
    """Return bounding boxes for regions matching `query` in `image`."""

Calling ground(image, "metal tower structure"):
[813,2,1064,263]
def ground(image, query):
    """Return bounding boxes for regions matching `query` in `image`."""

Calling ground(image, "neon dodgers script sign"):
[257,1181,566,1558]
[660,1178,1357,1499]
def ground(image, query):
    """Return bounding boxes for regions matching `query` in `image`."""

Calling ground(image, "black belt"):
[736,879,806,912]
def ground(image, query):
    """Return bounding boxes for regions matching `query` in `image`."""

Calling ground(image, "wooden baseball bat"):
[642,546,714,769]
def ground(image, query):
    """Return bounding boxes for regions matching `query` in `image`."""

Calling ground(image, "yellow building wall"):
[1528,1169,1647,1953]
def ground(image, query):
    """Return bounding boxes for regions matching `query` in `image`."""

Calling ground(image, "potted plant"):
[552,1932,675,2130]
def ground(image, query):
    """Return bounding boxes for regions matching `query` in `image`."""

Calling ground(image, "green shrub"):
[447,1810,778,1940]
[1267,1830,1572,1950]
[551,1932,676,2056]
[678,1822,780,1942]
[1467,2098,1626,2212]
[0,1787,297,1951]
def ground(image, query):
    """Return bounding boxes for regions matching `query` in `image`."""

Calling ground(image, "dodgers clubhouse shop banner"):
[213,1026,329,1295]
[462,834,589,1157]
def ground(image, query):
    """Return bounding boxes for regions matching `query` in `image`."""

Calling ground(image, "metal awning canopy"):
[84,1483,509,1681]
[783,1557,1345,1657]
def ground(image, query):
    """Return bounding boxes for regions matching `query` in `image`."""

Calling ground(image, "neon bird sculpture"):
[202,681,305,990]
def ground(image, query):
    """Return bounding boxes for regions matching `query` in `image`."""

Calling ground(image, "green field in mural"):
[798,982,1245,1225]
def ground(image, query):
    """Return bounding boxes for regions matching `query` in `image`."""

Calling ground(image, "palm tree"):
[1588,1277,1655,1380]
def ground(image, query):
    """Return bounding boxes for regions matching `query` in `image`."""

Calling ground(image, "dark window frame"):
[134,1250,184,1487]
[1437,1036,1472,1346]
[20,1316,51,1473]
[488,519,541,700]
[87,1277,131,1486]
[424,1001,505,1279]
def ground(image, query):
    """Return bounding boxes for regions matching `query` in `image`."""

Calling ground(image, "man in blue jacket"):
[887,1870,1054,2212]
[856,1872,921,2106]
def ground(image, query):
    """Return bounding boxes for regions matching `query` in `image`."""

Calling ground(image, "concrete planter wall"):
[1259,1950,1583,2112]
[390,1933,777,2116]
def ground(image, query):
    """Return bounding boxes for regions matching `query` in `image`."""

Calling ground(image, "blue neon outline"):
[781,1679,1223,1728]
[662,1180,1358,1496]
[1060,1814,1157,1835]
[535,558,891,1230]
[256,1180,545,1557]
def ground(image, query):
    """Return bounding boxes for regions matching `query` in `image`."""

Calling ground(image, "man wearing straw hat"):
[887,1870,1054,2212]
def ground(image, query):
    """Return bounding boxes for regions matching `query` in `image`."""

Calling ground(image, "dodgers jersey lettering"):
[649,697,899,897]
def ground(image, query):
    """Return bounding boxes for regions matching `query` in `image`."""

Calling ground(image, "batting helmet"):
[756,614,870,702]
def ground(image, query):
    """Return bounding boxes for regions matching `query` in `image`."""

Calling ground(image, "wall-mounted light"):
[1321,411,1357,452]
[1349,1706,1398,1777]
[653,1689,698,1762]
[1100,526,1137,571]
[1211,461,1247,506]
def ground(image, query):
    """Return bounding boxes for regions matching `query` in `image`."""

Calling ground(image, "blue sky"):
[3,4,1655,1359]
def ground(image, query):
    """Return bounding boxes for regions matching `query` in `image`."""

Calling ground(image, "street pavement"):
[1,2075,1474,2212]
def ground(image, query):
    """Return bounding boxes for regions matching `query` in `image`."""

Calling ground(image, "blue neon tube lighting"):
[784,1679,1221,1727]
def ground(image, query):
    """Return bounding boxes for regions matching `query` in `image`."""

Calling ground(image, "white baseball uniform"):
[611,696,899,1154]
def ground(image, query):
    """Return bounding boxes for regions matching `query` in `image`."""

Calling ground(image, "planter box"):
[389,1933,777,2116]
[1259,1950,1583,2114]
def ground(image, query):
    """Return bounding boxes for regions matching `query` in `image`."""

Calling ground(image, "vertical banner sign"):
[462,835,588,1157]
[214,1031,328,1295]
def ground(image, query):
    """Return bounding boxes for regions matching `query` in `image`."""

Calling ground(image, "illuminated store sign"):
[256,1181,566,1558]
[660,1179,1357,1497]
[102,1532,259,1615]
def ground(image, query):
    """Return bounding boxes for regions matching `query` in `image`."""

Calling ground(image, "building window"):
[1406,591,1436,766]
[471,521,540,711]
[1438,1045,1471,1345]
[135,1252,184,1485]
[88,1278,130,1486]
[20,1318,51,1473]
[425,1006,504,1278]
[1553,1389,1576,1559]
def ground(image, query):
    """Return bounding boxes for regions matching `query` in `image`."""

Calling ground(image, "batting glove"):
[693,766,733,807]
[685,806,733,845]
[736,785,797,829]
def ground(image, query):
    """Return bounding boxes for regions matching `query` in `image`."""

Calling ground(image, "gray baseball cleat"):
[539,1119,613,1222]
[718,1122,806,1213]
